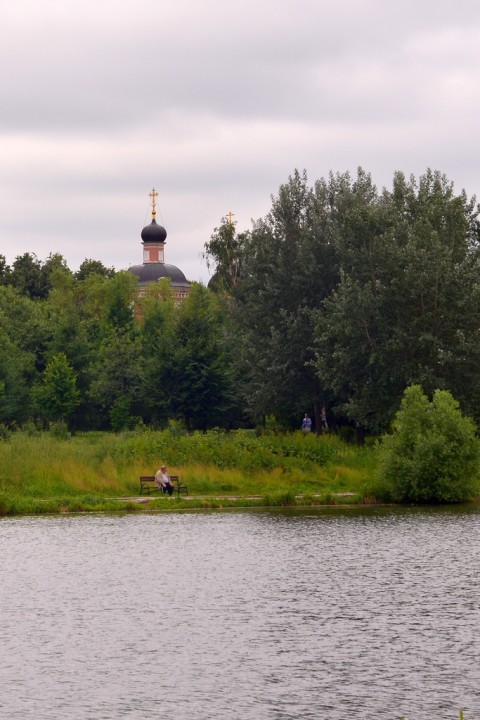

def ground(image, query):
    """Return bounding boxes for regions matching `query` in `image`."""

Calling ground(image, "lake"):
[1,506,479,719]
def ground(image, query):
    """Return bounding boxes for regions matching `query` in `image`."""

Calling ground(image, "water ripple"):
[1,507,479,719]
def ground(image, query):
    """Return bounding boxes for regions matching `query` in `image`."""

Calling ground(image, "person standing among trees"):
[320,406,328,432]
[301,413,312,433]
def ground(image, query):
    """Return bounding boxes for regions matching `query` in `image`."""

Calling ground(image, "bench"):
[139,475,188,496]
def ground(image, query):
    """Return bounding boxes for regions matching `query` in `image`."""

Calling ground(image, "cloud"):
[1,0,480,283]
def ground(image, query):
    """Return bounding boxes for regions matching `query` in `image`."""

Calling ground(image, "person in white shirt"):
[154,465,174,495]
[301,413,312,433]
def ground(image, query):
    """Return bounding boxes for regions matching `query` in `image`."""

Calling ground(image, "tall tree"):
[233,169,340,428]
[9,253,47,299]
[168,283,236,430]
[204,217,246,293]
[314,169,480,432]
[0,255,11,285]
[75,259,115,281]
[33,353,81,426]
[137,279,177,425]
[0,328,33,424]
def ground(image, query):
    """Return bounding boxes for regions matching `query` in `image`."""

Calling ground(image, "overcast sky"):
[1,0,479,283]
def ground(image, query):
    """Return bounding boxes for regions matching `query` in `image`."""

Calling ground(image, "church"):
[128,189,190,300]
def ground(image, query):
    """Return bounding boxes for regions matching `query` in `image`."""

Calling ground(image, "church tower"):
[128,189,190,300]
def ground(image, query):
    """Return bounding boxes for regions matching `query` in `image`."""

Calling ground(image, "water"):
[1,507,480,720]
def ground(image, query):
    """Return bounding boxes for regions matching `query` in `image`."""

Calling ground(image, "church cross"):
[149,188,159,219]
[226,210,235,225]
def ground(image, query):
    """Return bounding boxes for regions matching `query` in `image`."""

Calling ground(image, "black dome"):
[141,219,167,243]
[128,263,188,285]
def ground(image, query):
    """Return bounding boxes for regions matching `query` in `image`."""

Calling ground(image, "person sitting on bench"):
[154,465,174,495]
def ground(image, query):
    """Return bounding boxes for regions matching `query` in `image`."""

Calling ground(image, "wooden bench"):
[139,475,188,496]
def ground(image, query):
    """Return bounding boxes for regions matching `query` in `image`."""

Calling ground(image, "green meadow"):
[0,428,376,515]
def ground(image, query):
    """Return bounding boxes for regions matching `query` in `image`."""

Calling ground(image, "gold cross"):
[226,210,235,225]
[149,188,159,219]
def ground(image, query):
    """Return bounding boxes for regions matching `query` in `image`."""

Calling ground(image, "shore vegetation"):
[0,427,377,516]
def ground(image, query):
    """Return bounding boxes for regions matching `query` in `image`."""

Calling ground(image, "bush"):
[377,385,480,503]
[0,423,11,441]
[49,420,71,440]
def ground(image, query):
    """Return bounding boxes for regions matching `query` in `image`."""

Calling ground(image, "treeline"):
[2,167,480,435]
[206,167,480,435]
[0,258,237,431]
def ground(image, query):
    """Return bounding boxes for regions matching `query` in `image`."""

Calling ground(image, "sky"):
[1,0,479,284]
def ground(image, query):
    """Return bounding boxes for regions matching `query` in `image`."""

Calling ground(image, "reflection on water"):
[1,506,479,720]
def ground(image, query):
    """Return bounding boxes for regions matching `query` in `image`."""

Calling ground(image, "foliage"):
[168,284,237,429]
[204,216,246,292]
[33,353,81,425]
[0,428,370,515]
[377,385,480,503]
[75,258,115,280]
[0,326,33,423]
[313,169,480,432]
[233,169,339,427]
[49,420,71,439]
[1,168,480,438]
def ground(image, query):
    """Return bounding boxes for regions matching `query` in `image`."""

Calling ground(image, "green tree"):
[75,259,115,280]
[104,271,137,330]
[34,353,81,425]
[0,328,33,424]
[88,329,141,430]
[0,284,51,384]
[41,253,72,295]
[137,279,177,425]
[314,169,480,432]
[168,283,236,430]
[204,217,246,293]
[0,255,11,284]
[233,169,340,428]
[45,272,99,429]
[9,253,48,299]
[377,385,480,503]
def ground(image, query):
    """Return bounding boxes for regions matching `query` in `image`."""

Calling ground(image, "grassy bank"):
[0,428,376,515]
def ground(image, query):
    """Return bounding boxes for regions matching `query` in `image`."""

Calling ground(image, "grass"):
[0,427,379,516]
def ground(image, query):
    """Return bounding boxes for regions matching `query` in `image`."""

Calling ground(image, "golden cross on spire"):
[226,210,235,226]
[149,188,159,219]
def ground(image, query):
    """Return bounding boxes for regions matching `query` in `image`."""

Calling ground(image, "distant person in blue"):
[301,413,312,433]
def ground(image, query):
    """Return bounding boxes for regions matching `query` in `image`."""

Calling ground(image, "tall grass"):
[0,428,374,514]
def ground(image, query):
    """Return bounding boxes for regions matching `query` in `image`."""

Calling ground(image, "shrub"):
[378,385,480,503]
[0,423,11,441]
[49,420,70,440]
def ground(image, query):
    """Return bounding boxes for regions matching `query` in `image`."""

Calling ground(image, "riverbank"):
[0,428,376,515]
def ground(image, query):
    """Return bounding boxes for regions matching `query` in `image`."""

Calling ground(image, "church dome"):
[128,188,190,300]
[128,262,188,286]
[141,219,167,243]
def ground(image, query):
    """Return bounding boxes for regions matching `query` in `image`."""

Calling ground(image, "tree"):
[377,385,480,503]
[0,255,11,284]
[137,279,177,425]
[88,326,141,431]
[0,328,33,424]
[34,353,81,425]
[104,271,137,330]
[314,169,480,432]
[204,217,246,293]
[9,253,47,299]
[45,272,98,429]
[41,253,72,294]
[75,259,115,280]
[168,284,236,430]
[82,271,141,429]
[232,169,340,428]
